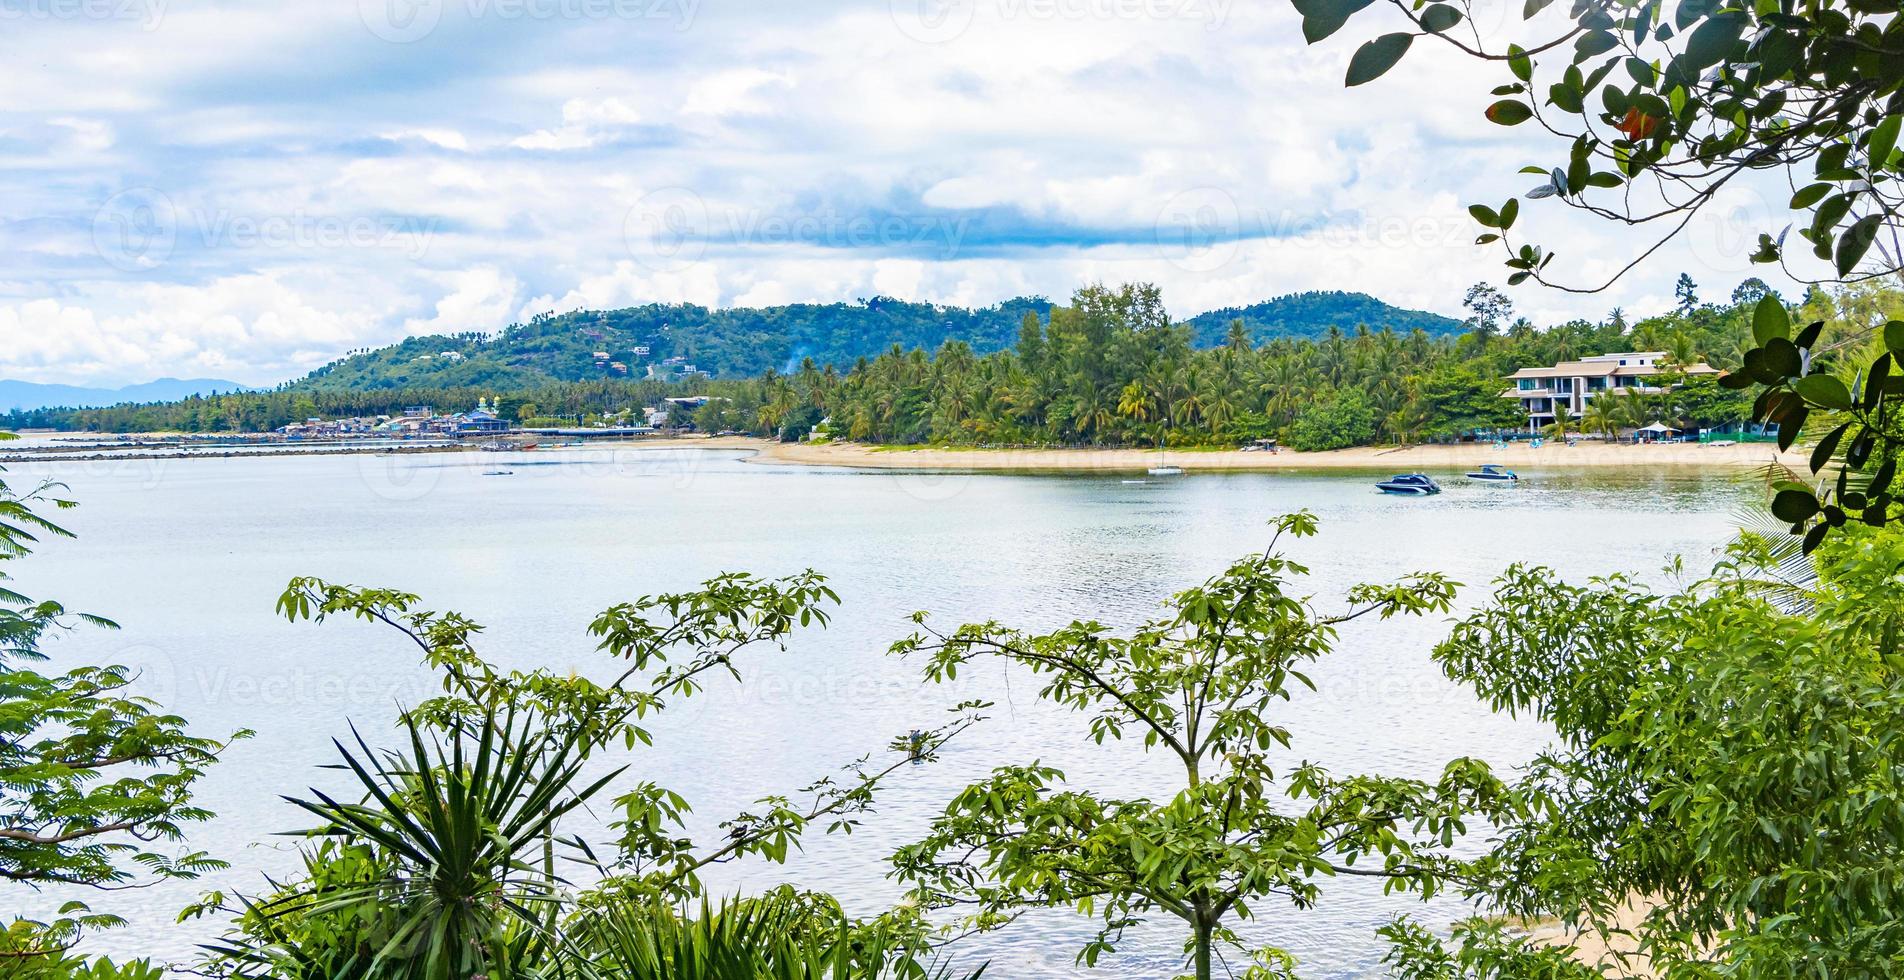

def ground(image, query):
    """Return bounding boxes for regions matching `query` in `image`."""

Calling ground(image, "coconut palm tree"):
[1542,404,1576,441]
[1582,397,1623,440]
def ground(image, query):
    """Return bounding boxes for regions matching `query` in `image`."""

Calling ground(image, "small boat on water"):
[1465,464,1519,483]
[1375,474,1441,495]
[1147,465,1183,476]
[482,470,514,476]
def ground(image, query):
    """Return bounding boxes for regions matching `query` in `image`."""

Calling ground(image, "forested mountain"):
[693,281,1770,448]
[26,278,1810,445]
[289,292,1454,392]
[1181,291,1460,345]
[293,297,1055,392]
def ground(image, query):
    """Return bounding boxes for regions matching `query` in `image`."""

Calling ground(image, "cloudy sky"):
[0,0,1803,386]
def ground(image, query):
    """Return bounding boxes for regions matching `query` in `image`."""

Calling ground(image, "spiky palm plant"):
[557,892,983,980]
[208,706,621,979]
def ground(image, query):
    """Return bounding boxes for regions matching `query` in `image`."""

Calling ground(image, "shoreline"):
[745,438,1803,473]
[0,433,1804,474]
[0,442,469,464]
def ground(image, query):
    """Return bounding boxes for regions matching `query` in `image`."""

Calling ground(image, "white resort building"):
[1506,352,1720,432]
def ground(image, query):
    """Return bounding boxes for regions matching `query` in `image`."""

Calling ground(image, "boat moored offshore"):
[1375,474,1441,495]
[1465,464,1519,483]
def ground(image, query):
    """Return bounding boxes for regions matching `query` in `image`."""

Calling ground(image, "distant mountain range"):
[291,291,1461,393]
[0,378,256,412]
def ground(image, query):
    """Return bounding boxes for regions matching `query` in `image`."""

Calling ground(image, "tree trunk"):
[1194,916,1214,980]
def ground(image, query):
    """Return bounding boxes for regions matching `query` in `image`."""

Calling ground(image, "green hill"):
[292,291,1459,392]
[1182,291,1461,346]
[293,297,1051,392]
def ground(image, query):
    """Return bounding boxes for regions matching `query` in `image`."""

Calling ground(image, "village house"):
[457,398,510,434]
[1506,352,1720,432]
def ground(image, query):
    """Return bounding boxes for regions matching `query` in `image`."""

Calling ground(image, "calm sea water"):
[8,447,1756,978]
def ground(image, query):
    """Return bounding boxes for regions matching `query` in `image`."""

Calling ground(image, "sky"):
[0,0,1807,386]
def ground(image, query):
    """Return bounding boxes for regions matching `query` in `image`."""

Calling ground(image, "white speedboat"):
[1147,465,1183,476]
[1375,474,1441,495]
[1465,464,1518,483]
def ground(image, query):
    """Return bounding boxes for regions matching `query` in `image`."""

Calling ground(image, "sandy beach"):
[735,438,1803,474]
[2,432,1803,475]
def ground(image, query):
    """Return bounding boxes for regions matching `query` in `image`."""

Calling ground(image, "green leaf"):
[1469,204,1500,227]
[1790,183,1832,209]
[1346,33,1414,86]
[1575,30,1619,58]
[1508,44,1532,81]
[1549,81,1583,114]
[1419,3,1462,32]
[1771,488,1821,523]
[1486,100,1534,125]
[1870,114,1902,169]
[1683,11,1747,69]
[1293,0,1375,44]
[1795,374,1853,411]
[1811,422,1848,473]
[1835,214,1882,276]
[1753,295,1790,345]
[1777,403,1809,451]
[1499,198,1520,230]
[1763,338,1803,379]
[1885,320,1904,353]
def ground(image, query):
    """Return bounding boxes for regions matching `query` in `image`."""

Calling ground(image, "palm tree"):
[1582,398,1622,440]
[1543,404,1576,441]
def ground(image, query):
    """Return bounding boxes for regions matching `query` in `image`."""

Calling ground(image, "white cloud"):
[511,97,643,150]
[0,0,1826,386]
[0,274,387,384]
[382,128,471,151]
[681,69,793,117]
[402,267,522,337]
[48,116,115,153]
